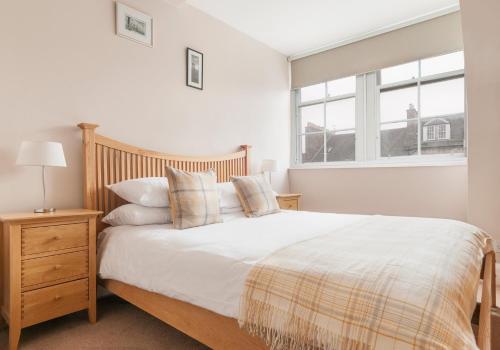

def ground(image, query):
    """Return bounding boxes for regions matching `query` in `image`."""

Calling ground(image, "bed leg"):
[478,251,494,350]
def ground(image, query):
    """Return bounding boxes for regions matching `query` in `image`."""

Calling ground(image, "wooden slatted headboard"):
[78,123,251,229]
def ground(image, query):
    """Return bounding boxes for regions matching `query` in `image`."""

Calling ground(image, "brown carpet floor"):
[0,297,209,350]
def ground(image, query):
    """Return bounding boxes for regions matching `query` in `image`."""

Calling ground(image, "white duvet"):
[97,210,365,318]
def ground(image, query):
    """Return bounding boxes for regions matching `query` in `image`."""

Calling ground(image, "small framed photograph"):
[186,48,203,90]
[116,2,153,47]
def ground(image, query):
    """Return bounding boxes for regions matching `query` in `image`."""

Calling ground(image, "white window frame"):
[294,81,357,163]
[375,68,464,158]
[291,51,466,168]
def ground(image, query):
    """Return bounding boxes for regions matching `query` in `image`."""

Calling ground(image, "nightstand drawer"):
[21,278,89,327]
[22,250,88,289]
[278,199,298,210]
[22,222,88,255]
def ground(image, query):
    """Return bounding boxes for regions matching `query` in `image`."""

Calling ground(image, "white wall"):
[461,0,500,242]
[290,165,467,220]
[0,0,290,213]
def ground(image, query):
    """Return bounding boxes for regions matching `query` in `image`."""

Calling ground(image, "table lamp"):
[261,159,278,186]
[16,141,67,213]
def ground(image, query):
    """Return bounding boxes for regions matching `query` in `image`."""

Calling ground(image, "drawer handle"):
[54,295,62,301]
[53,235,62,240]
[53,264,62,270]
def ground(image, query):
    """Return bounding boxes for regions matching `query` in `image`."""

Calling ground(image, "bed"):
[78,123,496,350]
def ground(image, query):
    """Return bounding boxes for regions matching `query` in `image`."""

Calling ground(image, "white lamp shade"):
[16,141,67,167]
[261,159,278,172]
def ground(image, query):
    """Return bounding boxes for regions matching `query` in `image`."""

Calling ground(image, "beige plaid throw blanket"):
[239,216,492,350]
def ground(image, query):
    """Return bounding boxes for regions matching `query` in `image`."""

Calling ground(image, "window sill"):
[289,157,467,170]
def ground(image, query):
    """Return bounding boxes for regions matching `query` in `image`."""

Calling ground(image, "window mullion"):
[417,60,422,156]
[365,72,378,161]
[323,83,327,163]
[294,90,301,165]
[355,74,366,161]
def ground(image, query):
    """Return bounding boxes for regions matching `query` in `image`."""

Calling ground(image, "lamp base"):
[34,208,56,213]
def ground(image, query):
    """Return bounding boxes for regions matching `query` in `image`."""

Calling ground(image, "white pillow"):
[102,204,171,226]
[216,182,278,214]
[220,206,244,214]
[106,177,169,207]
[217,182,242,210]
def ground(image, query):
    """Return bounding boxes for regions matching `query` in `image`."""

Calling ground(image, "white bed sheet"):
[97,210,364,318]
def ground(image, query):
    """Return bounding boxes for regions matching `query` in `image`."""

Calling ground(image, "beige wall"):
[461,0,500,240]
[290,165,467,220]
[291,12,463,88]
[0,0,290,213]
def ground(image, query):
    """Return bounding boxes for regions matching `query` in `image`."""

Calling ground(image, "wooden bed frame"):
[78,122,495,350]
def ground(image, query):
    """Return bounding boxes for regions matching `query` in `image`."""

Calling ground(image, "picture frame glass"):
[187,49,203,89]
[116,3,153,47]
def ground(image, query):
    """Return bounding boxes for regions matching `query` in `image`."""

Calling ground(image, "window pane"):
[300,104,324,134]
[327,76,356,97]
[326,98,355,131]
[421,51,464,77]
[381,61,418,85]
[301,134,324,163]
[300,83,325,103]
[421,115,464,155]
[380,86,418,123]
[380,120,418,157]
[326,130,355,162]
[420,78,464,117]
[325,96,356,162]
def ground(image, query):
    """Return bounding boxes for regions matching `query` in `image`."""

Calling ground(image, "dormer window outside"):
[423,119,451,142]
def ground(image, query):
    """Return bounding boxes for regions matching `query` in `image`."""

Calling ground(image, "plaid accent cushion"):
[231,175,279,217]
[165,166,221,229]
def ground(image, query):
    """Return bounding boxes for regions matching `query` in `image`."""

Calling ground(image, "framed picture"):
[186,48,203,90]
[116,2,153,47]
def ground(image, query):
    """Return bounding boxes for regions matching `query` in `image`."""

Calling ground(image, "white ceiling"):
[185,0,460,59]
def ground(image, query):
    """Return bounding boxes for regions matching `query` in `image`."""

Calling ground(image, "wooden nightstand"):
[276,194,302,211]
[0,209,101,350]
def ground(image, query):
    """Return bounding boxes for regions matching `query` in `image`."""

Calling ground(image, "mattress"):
[97,210,364,317]
[97,210,486,323]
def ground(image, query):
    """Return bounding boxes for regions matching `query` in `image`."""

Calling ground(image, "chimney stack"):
[407,104,418,119]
